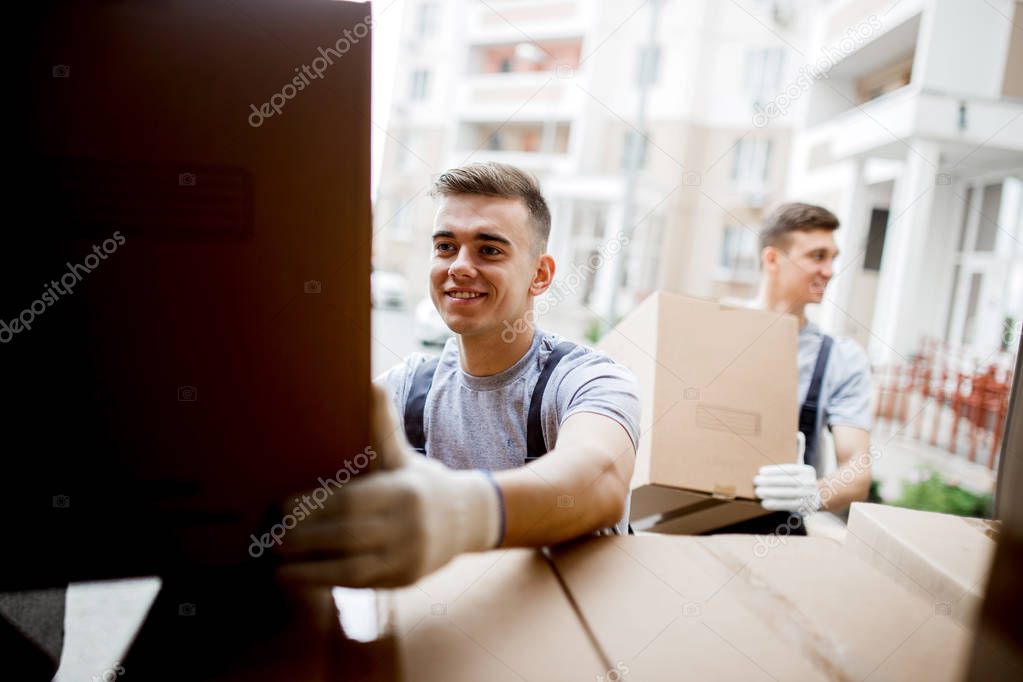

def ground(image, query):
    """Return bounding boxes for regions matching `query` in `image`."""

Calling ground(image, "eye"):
[480,245,503,256]
[434,242,455,255]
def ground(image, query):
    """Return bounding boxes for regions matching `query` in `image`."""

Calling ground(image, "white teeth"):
[449,291,483,299]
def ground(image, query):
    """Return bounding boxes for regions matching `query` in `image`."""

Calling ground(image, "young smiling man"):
[732,203,873,535]
[276,162,640,587]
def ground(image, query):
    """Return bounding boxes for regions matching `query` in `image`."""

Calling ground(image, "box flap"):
[845,502,997,625]
[548,535,971,680]
[391,549,609,681]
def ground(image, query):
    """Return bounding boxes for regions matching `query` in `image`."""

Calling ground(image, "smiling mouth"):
[446,291,487,300]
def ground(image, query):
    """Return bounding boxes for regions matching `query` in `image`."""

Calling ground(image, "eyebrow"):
[432,230,513,247]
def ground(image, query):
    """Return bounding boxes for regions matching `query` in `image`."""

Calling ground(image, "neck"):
[457,321,536,377]
[755,282,807,327]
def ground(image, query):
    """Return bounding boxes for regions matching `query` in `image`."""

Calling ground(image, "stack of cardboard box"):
[390,526,985,681]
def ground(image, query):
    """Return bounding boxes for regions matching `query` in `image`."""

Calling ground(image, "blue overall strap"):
[525,342,577,463]
[799,335,833,473]
[403,356,441,455]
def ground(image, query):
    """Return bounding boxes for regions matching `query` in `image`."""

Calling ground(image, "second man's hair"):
[760,202,840,251]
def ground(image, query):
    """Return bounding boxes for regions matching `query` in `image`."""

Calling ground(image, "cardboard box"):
[598,292,798,533]
[390,550,608,682]
[547,535,972,681]
[845,503,998,627]
[6,0,373,585]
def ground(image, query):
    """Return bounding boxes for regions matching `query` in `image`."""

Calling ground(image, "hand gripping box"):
[598,292,798,534]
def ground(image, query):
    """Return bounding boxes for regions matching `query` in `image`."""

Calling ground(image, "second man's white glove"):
[754,431,821,513]
[276,385,504,588]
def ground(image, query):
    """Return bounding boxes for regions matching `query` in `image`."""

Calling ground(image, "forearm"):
[816,462,870,511]
[494,447,628,547]
[817,426,872,512]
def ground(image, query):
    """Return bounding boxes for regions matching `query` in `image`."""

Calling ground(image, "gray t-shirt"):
[375,330,641,534]
[798,321,873,464]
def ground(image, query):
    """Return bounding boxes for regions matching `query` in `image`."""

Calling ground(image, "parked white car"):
[414,297,453,347]
[371,270,407,310]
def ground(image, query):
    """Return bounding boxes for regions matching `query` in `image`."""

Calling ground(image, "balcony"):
[455,71,583,122]
[452,121,573,174]
[466,0,583,44]
[800,86,1023,166]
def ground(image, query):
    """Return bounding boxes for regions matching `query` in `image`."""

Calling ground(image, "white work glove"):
[275,385,503,588]
[753,431,821,513]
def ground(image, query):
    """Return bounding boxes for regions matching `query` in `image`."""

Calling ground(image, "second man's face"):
[429,194,547,341]
[778,229,839,305]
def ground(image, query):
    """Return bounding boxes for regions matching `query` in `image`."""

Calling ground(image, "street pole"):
[603,0,662,335]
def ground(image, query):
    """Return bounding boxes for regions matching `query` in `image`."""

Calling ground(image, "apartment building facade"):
[374,0,1023,362]
[372,0,815,334]
[785,0,1023,363]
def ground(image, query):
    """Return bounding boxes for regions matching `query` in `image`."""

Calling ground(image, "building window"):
[625,214,664,293]
[636,46,661,86]
[410,69,430,101]
[621,130,648,170]
[397,132,424,173]
[390,199,415,241]
[862,208,889,271]
[717,225,759,283]
[731,137,772,187]
[414,2,437,38]
[568,202,609,306]
[744,47,784,107]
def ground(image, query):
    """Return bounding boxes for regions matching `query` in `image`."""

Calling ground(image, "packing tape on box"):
[712,484,736,500]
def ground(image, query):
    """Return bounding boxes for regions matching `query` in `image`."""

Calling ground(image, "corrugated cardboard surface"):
[547,535,972,681]
[598,292,797,532]
[390,550,608,682]
[845,503,997,627]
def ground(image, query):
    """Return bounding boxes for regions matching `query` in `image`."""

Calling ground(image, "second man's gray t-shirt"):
[376,329,641,534]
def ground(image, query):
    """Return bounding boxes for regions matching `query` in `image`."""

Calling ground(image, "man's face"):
[429,194,549,339]
[771,229,839,305]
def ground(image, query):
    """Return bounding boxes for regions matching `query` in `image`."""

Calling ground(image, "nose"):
[821,259,834,280]
[448,245,477,279]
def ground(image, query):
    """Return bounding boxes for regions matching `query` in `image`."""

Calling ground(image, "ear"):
[761,246,778,272]
[528,254,556,297]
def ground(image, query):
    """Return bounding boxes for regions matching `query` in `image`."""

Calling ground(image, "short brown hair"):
[760,202,839,251]
[430,162,551,252]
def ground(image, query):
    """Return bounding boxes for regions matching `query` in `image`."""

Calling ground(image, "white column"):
[820,158,870,335]
[869,139,941,363]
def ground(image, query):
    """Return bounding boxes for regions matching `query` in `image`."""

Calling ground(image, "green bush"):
[893,471,994,518]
